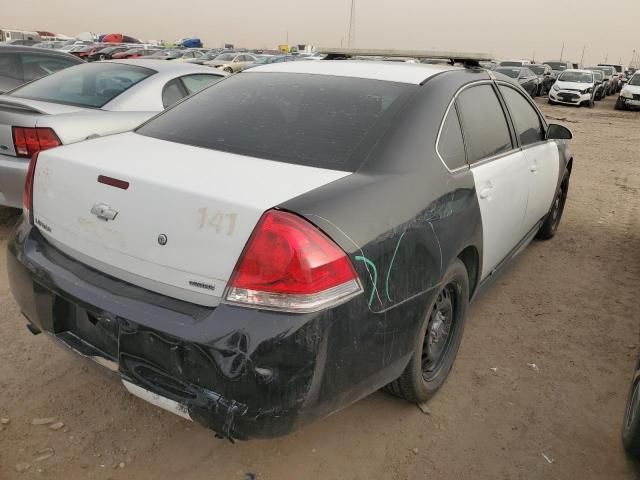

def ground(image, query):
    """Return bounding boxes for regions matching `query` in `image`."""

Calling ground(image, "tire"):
[99,54,106,61]
[615,97,626,110]
[384,258,469,403]
[548,98,556,105]
[623,374,640,456]
[223,67,234,73]
[587,99,595,108]
[537,173,569,240]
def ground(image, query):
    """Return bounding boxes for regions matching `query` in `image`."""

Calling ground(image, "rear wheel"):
[623,375,640,456]
[537,173,569,240]
[615,97,626,110]
[385,259,469,402]
[224,67,233,73]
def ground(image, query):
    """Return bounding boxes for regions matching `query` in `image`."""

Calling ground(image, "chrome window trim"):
[436,80,519,173]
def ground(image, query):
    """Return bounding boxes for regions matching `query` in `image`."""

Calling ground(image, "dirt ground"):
[1,95,640,479]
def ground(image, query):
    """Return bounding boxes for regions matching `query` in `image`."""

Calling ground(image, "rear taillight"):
[12,127,61,158]
[226,210,362,312]
[23,152,39,221]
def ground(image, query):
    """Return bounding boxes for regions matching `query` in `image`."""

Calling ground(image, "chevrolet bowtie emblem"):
[91,203,118,221]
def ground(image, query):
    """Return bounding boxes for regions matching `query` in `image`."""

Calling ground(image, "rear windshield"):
[496,68,520,78]
[500,61,523,67]
[530,66,545,74]
[10,62,155,108]
[545,62,567,71]
[137,72,414,171]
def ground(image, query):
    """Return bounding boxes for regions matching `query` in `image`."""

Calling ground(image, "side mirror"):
[547,123,573,140]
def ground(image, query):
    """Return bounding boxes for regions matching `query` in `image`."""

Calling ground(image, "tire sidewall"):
[623,374,640,453]
[409,259,470,399]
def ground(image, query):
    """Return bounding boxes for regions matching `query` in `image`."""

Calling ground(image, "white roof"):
[562,69,594,74]
[246,60,460,84]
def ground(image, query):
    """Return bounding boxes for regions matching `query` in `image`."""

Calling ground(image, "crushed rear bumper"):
[7,217,402,440]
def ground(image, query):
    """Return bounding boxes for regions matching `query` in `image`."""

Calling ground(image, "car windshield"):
[558,71,593,83]
[214,53,236,61]
[545,62,567,71]
[137,72,415,171]
[500,61,523,67]
[496,68,520,78]
[530,66,545,75]
[10,62,155,108]
[629,75,640,86]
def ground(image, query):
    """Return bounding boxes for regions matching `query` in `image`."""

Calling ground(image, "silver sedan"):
[0,60,226,208]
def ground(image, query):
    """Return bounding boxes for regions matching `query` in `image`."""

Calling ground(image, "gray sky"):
[5,0,640,65]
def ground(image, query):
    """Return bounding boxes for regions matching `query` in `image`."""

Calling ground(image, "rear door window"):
[180,74,224,94]
[138,72,414,171]
[456,84,513,163]
[437,105,467,170]
[10,62,155,108]
[162,79,187,108]
[499,86,545,146]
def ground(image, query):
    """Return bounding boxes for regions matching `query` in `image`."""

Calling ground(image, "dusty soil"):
[1,95,640,479]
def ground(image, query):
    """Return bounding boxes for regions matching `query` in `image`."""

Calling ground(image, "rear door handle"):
[479,187,494,199]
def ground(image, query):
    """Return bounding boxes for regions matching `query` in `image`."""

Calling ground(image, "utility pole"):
[580,45,585,66]
[605,52,608,63]
[559,42,565,61]
[348,0,356,47]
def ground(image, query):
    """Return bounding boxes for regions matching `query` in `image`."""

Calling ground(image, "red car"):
[112,48,161,59]
[72,44,106,60]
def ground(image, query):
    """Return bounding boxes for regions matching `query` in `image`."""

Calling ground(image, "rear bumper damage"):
[8,218,398,440]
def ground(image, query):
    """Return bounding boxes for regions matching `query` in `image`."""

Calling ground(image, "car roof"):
[0,45,82,58]
[561,69,593,74]
[245,60,461,84]
[103,59,216,74]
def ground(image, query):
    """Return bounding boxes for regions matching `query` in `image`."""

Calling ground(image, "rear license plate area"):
[53,296,119,361]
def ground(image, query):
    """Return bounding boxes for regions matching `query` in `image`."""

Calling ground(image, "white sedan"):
[0,60,226,208]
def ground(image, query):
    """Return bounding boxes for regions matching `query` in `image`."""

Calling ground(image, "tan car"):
[204,53,257,73]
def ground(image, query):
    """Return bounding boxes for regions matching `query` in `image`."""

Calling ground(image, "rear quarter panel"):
[277,70,486,395]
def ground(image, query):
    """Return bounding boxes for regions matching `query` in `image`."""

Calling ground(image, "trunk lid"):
[0,96,87,156]
[32,132,350,306]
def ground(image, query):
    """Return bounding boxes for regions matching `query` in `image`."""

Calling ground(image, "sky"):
[4,0,640,66]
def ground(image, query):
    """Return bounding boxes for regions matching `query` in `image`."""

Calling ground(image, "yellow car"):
[204,53,257,73]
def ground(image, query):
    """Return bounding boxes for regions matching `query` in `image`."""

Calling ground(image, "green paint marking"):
[355,255,378,307]
[385,231,407,302]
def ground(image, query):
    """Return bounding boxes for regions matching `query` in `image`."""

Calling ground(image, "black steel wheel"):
[537,173,569,240]
[384,258,469,403]
[422,285,457,382]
